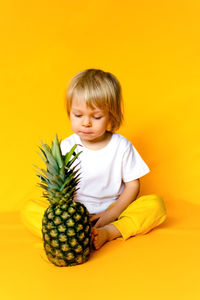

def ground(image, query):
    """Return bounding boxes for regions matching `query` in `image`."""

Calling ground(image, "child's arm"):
[110,179,140,217]
[91,179,140,228]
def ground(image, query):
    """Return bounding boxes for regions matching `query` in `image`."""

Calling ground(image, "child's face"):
[70,97,110,143]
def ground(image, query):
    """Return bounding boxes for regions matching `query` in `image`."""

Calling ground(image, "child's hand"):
[89,210,117,228]
[89,212,104,227]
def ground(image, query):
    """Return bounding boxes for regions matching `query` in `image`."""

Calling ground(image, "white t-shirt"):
[60,133,150,214]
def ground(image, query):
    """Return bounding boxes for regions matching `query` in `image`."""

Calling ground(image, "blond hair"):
[65,69,124,132]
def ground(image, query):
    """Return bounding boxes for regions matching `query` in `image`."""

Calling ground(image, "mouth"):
[80,131,92,135]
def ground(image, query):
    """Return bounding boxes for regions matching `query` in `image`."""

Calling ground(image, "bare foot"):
[92,226,109,250]
[90,227,96,242]
[92,224,122,250]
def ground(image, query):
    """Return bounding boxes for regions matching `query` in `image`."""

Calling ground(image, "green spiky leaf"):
[52,134,64,169]
[36,134,82,205]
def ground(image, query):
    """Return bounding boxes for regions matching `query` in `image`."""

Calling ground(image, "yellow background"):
[1,2,200,300]
[0,1,200,210]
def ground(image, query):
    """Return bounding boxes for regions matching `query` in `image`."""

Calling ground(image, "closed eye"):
[93,116,102,120]
[74,113,102,119]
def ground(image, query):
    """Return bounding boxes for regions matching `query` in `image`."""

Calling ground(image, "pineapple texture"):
[42,200,91,266]
[35,134,92,267]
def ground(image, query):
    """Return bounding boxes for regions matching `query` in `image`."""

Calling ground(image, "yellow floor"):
[1,199,200,300]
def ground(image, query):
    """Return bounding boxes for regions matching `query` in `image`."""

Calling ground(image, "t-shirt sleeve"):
[122,143,150,182]
[60,139,71,156]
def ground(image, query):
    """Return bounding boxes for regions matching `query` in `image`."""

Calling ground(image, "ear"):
[106,114,112,131]
[106,123,111,131]
[107,119,114,132]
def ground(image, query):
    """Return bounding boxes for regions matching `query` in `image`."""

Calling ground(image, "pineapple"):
[34,134,92,267]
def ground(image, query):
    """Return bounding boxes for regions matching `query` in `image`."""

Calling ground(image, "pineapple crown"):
[34,134,82,205]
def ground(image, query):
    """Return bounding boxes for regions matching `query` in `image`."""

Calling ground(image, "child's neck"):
[80,131,113,151]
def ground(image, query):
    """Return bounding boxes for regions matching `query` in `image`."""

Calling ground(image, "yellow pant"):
[20,194,167,240]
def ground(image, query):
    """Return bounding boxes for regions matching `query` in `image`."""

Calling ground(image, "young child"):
[21,68,167,250]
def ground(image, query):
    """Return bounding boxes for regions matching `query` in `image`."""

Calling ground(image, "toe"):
[93,240,99,250]
[93,227,98,236]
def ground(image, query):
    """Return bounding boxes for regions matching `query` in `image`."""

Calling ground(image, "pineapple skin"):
[42,200,92,267]
[36,135,93,267]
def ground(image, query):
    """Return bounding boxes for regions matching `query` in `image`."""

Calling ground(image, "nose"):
[82,116,91,127]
